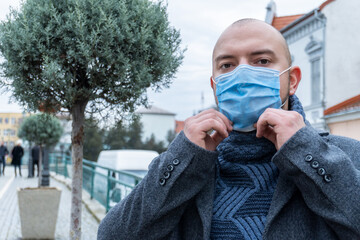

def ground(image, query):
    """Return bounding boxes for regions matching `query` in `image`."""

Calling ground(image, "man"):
[0,142,9,176]
[98,19,360,239]
[11,141,24,177]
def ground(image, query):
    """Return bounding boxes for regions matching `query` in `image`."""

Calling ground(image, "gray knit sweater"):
[98,127,360,239]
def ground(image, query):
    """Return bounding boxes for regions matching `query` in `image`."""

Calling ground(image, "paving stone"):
[0,166,99,240]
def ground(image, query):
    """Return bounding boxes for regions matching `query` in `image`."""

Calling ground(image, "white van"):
[93,149,159,207]
[97,149,159,174]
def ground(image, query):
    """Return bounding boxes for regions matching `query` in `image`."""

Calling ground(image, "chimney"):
[265,0,277,24]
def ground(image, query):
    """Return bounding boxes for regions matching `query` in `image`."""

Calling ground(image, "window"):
[11,118,16,125]
[4,118,9,124]
[0,118,2,124]
[311,58,321,104]
[10,130,16,136]
[305,36,323,105]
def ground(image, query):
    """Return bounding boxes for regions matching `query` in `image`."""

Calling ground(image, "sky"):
[0,0,326,120]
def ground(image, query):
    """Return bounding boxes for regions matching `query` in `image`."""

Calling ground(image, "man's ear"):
[289,66,301,95]
[210,76,215,90]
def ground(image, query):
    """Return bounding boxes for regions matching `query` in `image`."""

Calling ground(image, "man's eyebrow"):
[214,49,277,63]
[214,55,235,63]
[250,49,276,57]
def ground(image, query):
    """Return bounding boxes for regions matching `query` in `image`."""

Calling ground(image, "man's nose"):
[238,58,250,66]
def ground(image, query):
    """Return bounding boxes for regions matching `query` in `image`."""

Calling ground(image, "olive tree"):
[0,0,184,238]
[18,113,63,187]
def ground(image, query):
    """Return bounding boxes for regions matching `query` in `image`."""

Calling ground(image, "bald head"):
[213,18,291,68]
[210,18,302,110]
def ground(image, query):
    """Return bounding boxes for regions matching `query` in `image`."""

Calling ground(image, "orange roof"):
[271,14,304,31]
[175,120,184,134]
[324,94,360,116]
[271,0,335,31]
[319,0,335,10]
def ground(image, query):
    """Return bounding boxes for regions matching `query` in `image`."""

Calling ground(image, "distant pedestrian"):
[31,145,40,177]
[11,141,24,177]
[0,142,9,176]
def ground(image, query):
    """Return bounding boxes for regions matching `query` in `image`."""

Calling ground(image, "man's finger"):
[256,109,282,138]
[199,118,229,139]
[261,125,276,144]
[195,110,233,132]
[211,131,225,146]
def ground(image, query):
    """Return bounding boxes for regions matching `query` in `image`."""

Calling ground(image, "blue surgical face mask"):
[213,64,291,132]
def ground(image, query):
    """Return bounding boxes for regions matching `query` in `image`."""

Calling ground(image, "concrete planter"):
[17,187,62,239]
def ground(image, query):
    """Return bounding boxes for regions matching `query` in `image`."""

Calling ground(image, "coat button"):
[173,159,180,165]
[164,171,171,179]
[317,168,326,176]
[324,174,332,183]
[159,178,166,186]
[167,164,174,172]
[305,154,313,162]
[311,161,319,169]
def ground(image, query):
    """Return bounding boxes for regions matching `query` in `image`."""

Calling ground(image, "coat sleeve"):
[97,131,218,240]
[272,126,360,238]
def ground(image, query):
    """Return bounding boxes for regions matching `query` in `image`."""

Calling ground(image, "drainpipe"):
[314,9,328,130]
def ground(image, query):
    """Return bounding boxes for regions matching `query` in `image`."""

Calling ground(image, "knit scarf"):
[210,95,306,240]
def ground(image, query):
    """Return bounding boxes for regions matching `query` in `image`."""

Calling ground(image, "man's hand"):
[184,109,233,151]
[254,108,305,150]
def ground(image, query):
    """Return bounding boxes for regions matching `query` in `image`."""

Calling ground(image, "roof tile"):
[271,14,304,30]
[324,94,360,116]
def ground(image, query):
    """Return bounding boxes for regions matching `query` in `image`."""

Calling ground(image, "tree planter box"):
[17,187,62,239]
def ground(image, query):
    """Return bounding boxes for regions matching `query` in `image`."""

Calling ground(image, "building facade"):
[0,112,27,150]
[324,94,360,141]
[266,0,360,131]
[136,106,176,144]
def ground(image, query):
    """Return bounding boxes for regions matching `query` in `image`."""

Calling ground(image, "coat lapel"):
[264,173,296,234]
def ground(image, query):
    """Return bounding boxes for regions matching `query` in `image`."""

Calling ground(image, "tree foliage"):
[104,117,146,150]
[18,113,63,146]
[142,133,166,153]
[103,117,168,154]
[0,0,183,237]
[18,113,63,187]
[0,0,184,114]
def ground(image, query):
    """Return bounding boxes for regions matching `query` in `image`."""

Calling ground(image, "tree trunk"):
[41,147,50,186]
[38,145,42,188]
[69,101,87,240]
[28,142,33,178]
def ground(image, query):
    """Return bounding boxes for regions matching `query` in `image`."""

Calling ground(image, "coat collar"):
[263,173,296,236]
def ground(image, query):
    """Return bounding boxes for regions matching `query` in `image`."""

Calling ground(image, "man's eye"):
[220,63,232,69]
[257,59,270,65]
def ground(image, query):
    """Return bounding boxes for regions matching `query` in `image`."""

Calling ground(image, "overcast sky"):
[0,0,326,120]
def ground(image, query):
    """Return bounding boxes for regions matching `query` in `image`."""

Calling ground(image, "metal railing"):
[49,152,143,212]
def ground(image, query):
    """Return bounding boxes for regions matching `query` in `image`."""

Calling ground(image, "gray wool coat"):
[97,126,360,240]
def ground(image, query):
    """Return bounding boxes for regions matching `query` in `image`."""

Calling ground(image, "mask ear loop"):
[279,66,292,76]
[279,66,292,108]
[280,99,287,108]
[211,77,218,85]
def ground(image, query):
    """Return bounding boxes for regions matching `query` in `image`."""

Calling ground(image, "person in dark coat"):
[0,142,9,176]
[11,141,24,177]
[31,145,40,177]
[98,19,360,240]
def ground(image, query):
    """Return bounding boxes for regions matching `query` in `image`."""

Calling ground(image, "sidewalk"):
[0,166,99,240]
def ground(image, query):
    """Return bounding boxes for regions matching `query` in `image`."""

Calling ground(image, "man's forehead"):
[213,20,287,60]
